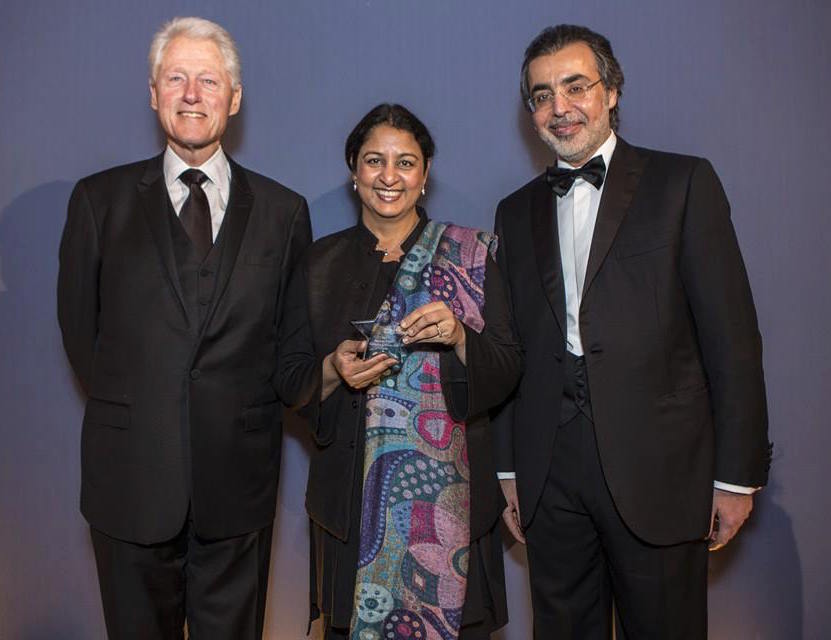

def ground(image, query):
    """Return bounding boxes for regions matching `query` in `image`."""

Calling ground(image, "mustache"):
[547,116,587,129]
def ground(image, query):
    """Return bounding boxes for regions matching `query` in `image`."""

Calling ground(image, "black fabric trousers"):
[90,516,273,640]
[524,354,708,640]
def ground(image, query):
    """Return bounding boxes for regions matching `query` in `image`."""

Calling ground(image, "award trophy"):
[351,298,405,369]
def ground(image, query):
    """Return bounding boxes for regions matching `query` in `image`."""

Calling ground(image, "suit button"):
[190,369,201,380]
[198,297,210,306]
[200,268,212,277]
[348,440,356,449]
[351,400,358,409]
[576,391,586,404]
[359,282,368,290]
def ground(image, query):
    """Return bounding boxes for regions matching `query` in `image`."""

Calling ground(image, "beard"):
[536,113,611,167]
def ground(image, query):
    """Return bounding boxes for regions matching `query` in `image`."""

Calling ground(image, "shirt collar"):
[557,130,617,173]
[163,145,231,207]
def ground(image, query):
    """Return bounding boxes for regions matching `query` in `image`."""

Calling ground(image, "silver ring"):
[435,323,444,338]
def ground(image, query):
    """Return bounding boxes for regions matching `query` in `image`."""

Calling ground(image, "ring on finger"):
[435,322,444,338]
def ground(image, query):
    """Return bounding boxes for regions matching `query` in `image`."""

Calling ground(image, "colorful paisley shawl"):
[349,221,496,640]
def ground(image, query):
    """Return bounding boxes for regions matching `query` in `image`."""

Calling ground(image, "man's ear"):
[229,85,242,116]
[149,80,159,112]
[607,87,618,111]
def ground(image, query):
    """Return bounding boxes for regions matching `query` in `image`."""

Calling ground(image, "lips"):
[374,188,404,201]
[550,121,583,137]
[178,111,206,118]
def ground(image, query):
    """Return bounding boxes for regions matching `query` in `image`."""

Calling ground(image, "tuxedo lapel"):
[530,177,567,337]
[198,158,253,334]
[583,138,647,297]
[137,154,190,324]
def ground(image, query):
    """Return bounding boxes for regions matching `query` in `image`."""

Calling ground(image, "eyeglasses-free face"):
[353,124,429,226]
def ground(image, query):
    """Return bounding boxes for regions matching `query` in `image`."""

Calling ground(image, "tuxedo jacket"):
[493,138,770,545]
[58,153,311,544]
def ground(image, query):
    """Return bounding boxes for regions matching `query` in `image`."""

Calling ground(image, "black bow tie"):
[546,155,606,197]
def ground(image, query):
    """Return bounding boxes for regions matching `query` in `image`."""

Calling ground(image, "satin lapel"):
[137,154,190,324]
[199,158,253,333]
[530,176,566,337]
[582,138,647,297]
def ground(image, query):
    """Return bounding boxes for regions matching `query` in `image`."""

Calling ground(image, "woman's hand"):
[399,302,467,364]
[321,339,398,400]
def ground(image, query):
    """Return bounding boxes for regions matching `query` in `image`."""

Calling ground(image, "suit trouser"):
[524,354,708,640]
[90,515,273,640]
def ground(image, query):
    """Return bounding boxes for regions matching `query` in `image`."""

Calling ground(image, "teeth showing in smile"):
[375,189,402,199]
[179,112,205,118]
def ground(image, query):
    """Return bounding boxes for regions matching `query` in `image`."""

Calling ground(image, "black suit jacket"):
[493,138,770,545]
[58,154,311,544]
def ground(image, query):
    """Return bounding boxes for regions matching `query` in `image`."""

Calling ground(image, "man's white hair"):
[148,17,242,88]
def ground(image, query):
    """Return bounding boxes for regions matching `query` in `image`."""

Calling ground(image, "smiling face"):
[150,36,242,166]
[353,124,429,227]
[527,42,617,166]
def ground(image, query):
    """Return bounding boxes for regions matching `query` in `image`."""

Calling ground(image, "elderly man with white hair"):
[58,17,311,639]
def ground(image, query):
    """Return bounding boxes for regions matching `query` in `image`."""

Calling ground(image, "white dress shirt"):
[498,132,755,494]
[558,132,617,356]
[163,145,231,241]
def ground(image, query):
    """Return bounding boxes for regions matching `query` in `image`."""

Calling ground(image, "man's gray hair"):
[148,17,242,88]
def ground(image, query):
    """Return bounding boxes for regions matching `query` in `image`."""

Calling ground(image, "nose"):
[552,91,571,116]
[182,78,201,104]
[379,162,398,186]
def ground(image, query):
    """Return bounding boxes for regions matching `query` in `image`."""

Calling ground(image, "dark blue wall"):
[1,1,829,638]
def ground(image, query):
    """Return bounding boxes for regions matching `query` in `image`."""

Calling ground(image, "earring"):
[352,180,357,192]
[421,185,426,196]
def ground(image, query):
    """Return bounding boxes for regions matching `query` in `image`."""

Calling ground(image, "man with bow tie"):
[57,17,310,639]
[492,24,770,639]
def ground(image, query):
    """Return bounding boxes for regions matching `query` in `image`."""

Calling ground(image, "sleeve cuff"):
[713,480,759,494]
[496,472,516,480]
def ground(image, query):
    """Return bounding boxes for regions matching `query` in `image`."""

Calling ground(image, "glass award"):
[351,299,405,366]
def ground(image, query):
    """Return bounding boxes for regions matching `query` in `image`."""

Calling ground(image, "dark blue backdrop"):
[1,1,829,638]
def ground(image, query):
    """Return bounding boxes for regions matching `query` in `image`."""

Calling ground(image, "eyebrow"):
[361,151,420,159]
[560,73,591,85]
[531,73,591,93]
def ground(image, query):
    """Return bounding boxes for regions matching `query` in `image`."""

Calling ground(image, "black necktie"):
[179,169,212,260]
[546,155,606,197]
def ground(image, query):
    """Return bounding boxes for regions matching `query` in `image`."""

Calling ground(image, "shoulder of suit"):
[308,225,355,255]
[496,172,548,210]
[233,164,305,202]
[75,156,159,192]
[620,141,709,174]
[297,226,357,273]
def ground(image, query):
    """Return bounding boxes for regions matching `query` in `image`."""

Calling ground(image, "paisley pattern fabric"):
[349,221,496,640]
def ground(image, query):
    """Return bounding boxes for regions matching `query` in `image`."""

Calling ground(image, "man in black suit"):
[57,17,311,639]
[493,25,770,639]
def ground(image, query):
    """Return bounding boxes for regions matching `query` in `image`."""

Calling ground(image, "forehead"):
[158,36,226,71]
[362,124,422,156]
[528,42,599,85]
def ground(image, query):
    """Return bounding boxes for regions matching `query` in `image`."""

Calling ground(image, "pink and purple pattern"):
[350,222,495,640]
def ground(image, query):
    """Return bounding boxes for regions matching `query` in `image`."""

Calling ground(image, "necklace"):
[374,215,419,257]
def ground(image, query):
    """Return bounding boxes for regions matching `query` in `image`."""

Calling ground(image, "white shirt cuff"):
[713,480,759,494]
[497,472,516,480]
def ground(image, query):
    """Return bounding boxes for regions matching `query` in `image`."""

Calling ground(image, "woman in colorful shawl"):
[278,104,522,640]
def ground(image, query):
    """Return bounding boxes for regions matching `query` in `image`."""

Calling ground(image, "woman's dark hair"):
[520,24,624,131]
[345,103,435,171]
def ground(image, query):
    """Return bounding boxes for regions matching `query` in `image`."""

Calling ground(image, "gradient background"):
[1,0,829,638]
